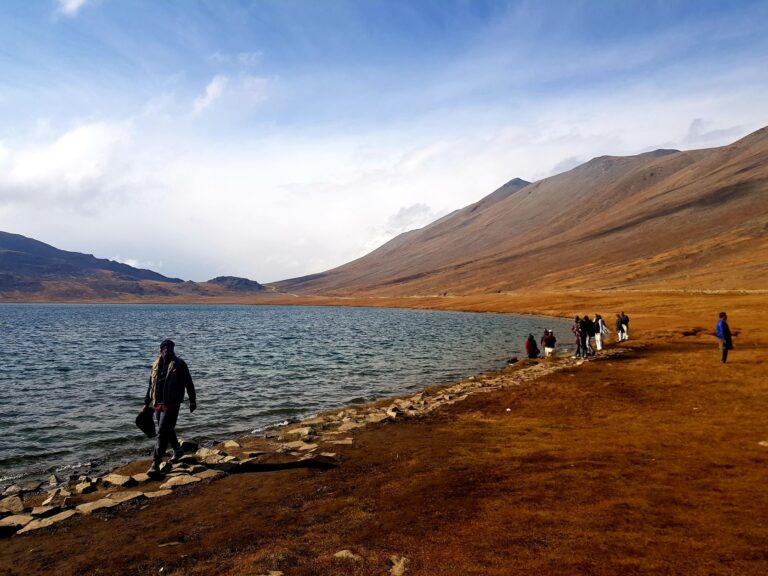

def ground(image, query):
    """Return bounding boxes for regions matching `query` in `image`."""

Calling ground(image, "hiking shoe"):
[147,462,161,475]
[169,449,184,463]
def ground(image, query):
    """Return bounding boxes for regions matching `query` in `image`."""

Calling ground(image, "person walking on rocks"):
[715,312,734,364]
[615,313,625,342]
[144,339,197,474]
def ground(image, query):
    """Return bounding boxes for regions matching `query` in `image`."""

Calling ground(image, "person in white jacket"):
[594,314,610,350]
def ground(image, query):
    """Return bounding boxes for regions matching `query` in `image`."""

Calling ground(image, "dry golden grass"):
[1,290,766,575]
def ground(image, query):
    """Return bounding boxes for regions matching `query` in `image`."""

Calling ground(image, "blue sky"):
[0,0,766,281]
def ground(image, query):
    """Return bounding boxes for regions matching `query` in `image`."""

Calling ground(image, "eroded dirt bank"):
[1,291,767,575]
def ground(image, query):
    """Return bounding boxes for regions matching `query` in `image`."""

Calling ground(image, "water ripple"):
[0,304,571,483]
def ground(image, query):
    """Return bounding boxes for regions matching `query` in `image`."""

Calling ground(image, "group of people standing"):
[523,311,630,359]
[571,313,623,357]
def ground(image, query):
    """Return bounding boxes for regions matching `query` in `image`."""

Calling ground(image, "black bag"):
[135,407,156,438]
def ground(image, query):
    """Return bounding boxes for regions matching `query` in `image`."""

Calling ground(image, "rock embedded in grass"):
[17,510,77,534]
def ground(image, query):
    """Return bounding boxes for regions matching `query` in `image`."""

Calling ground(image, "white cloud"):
[56,0,89,16]
[0,121,134,208]
[193,75,228,114]
[0,60,765,284]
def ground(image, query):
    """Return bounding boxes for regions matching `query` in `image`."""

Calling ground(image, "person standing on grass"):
[615,313,625,342]
[525,333,541,359]
[579,315,593,356]
[584,315,596,355]
[594,314,609,351]
[715,312,734,364]
[144,339,197,474]
[621,311,630,340]
[572,316,583,357]
[541,329,557,358]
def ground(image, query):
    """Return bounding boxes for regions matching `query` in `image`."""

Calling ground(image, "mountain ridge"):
[273,126,768,295]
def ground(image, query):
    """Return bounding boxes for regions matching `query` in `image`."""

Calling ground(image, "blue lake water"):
[0,304,572,484]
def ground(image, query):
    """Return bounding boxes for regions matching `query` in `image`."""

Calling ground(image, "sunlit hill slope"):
[274,127,768,295]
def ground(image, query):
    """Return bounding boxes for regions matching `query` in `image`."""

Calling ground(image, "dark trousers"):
[153,405,181,464]
[580,334,590,356]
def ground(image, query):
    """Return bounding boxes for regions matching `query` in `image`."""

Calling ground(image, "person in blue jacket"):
[715,312,733,364]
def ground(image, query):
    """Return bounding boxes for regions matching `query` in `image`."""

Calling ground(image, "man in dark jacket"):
[144,339,197,474]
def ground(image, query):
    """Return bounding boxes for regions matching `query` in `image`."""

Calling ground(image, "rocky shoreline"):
[0,349,619,539]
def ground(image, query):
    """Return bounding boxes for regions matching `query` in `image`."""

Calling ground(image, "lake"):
[0,304,572,484]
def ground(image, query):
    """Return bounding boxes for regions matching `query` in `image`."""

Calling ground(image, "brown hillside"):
[274,127,768,295]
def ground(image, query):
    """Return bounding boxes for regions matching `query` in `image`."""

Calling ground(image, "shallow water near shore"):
[0,304,571,484]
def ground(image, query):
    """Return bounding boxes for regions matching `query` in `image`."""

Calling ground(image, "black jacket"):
[145,355,196,406]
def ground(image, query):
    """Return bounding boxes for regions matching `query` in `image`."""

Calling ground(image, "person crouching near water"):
[541,329,557,357]
[144,339,197,474]
[525,333,540,359]
[715,312,734,364]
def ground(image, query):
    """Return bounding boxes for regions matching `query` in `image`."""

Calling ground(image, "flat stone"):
[0,495,24,514]
[20,480,42,493]
[302,416,326,425]
[298,453,340,468]
[18,510,78,534]
[337,421,363,432]
[196,447,223,459]
[246,450,269,457]
[327,438,354,446]
[159,475,201,490]
[334,549,363,561]
[0,514,34,527]
[282,441,318,451]
[194,469,225,481]
[0,514,34,537]
[107,491,144,503]
[76,498,119,515]
[143,489,173,499]
[283,426,312,438]
[132,473,152,484]
[74,481,97,495]
[31,505,61,518]
[223,440,241,449]
[42,488,71,506]
[102,474,138,488]
[366,412,389,424]
[201,454,226,465]
[3,484,22,496]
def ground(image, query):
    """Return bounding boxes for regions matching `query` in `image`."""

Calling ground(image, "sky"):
[0,0,766,282]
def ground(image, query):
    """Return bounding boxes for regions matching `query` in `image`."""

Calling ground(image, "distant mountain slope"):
[0,232,181,282]
[274,127,768,294]
[0,232,266,300]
